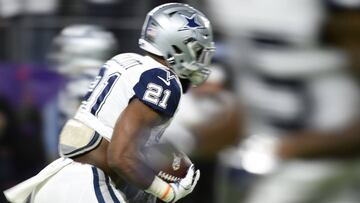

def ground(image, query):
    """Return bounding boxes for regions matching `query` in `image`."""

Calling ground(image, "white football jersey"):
[74,53,183,145]
[238,48,360,135]
[225,48,360,174]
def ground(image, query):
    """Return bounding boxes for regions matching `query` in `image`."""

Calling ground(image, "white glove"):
[145,164,200,202]
[169,164,200,202]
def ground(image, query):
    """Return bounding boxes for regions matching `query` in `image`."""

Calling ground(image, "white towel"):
[3,157,73,203]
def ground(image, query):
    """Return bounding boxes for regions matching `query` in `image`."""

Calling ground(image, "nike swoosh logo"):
[157,76,171,86]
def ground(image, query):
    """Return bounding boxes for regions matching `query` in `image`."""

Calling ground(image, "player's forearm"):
[108,98,164,188]
[277,129,360,159]
[107,125,155,189]
[107,150,176,202]
[108,152,154,189]
[192,100,242,157]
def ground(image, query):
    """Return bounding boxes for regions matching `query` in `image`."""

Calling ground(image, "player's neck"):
[146,52,168,67]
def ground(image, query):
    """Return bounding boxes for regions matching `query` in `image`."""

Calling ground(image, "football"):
[141,143,192,183]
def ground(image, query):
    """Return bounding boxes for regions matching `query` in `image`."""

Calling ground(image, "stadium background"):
[0,0,360,203]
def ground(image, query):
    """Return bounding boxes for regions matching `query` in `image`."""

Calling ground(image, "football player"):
[49,24,118,126]
[207,0,360,203]
[42,24,118,160]
[4,3,215,203]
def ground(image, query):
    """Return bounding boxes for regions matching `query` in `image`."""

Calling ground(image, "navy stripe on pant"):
[92,166,124,203]
[92,167,106,203]
[105,175,121,203]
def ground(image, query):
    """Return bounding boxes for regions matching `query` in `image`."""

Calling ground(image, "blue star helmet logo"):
[179,14,204,31]
[185,14,200,28]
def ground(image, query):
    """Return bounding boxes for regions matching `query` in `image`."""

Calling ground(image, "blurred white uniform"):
[207,0,360,203]
[236,48,360,203]
[216,48,360,203]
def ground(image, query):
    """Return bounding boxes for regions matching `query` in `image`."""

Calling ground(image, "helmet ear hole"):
[172,45,183,54]
[166,54,176,66]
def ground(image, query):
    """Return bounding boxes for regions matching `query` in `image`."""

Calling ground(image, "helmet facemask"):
[182,39,215,85]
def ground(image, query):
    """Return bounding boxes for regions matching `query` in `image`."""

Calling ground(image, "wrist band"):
[160,184,172,200]
[145,176,175,202]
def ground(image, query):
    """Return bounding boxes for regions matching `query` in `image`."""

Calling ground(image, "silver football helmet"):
[139,3,216,86]
[48,24,118,76]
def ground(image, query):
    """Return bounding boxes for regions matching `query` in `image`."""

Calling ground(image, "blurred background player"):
[43,24,118,160]
[207,0,360,203]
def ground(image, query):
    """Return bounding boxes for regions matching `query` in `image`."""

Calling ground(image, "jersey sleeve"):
[133,68,181,117]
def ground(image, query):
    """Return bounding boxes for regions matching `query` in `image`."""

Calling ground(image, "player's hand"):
[169,164,200,202]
